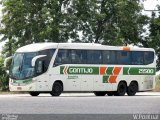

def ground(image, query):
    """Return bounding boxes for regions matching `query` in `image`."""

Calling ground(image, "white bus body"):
[8,43,156,96]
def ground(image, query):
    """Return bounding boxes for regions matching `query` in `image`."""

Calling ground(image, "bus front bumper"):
[9,79,37,91]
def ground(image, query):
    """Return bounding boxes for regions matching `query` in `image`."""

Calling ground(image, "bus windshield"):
[10,52,37,80]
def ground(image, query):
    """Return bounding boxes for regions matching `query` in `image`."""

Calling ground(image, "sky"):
[0,0,160,52]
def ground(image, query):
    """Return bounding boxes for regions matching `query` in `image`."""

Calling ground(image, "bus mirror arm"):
[31,55,47,67]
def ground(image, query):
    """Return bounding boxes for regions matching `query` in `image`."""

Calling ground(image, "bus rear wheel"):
[50,82,63,96]
[94,92,106,96]
[29,92,40,96]
[127,82,138,96]
[115,82,127,96]
[106,92,114,96]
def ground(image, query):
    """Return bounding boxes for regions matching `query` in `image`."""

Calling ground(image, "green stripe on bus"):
[13,78,32,85]
[123,67,155,75]
[60,66,155,75]
[60,66,99,75]
[103,76,109,83]
[106,67,114,75]
[123,67,129,75]
[60,66,65,74]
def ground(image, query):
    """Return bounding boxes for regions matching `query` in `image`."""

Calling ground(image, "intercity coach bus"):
[6,43,156,96]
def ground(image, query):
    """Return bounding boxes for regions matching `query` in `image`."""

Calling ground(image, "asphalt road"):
[0,92,160,120]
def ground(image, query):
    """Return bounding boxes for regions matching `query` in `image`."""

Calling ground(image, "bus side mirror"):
[35,60,45,74]
[31,55,47,67]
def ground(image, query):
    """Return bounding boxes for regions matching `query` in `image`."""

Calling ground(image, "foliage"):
[0,0,148,53]
[65,0,148,45]
[155,75,160,91]
[143,6,160,69]
[0,57,9,91]
[0,0,73,57]
[0,0,159,91]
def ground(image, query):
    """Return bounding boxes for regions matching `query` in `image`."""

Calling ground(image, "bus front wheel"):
[115,82,127,96]
[127,82,138,96]
[50,82,63,96]
[29,92,40,96]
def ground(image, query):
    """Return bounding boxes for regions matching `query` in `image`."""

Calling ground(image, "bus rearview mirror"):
[31,55,47,67]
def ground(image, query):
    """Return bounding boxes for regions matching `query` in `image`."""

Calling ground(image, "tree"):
[145,6,160,68]
[0,56,9,91]
[0,0,148,51]
[67,0,148,45]
[0,0,72,57]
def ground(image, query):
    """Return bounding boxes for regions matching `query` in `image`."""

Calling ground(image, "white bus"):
[7,43,156,96]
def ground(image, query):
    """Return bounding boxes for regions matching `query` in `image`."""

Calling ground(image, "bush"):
[155,75,160,91]
[0,57,9,91]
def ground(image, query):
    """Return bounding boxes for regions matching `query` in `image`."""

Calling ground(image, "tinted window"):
[54,49,87,66]
[54,49,154,66]
[87,50,102,64]
[39,49,55,72]
[117,51,131,65]
[103,51,116,64]
[69,50,87,64]
[131,51,144,65]
[54,49,69,66]
[144,51,154,65]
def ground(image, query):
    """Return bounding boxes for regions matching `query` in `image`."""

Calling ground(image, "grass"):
[155,76,160,92]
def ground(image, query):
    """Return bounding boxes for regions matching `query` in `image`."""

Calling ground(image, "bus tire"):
[127,82,138,96]
[94,92,106,96]
[29,92,40,96]
[50,82,63,96]
[115,82,127,96]
[106,92,114,96]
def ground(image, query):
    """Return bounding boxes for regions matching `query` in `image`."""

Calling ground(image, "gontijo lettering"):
[69,68,93,74]
[60,66,99,75]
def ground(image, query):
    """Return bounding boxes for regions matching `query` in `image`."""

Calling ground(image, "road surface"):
[0,92,160,120]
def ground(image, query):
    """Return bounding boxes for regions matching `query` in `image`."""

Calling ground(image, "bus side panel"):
[93,76,113,91]
[48,66,81,91]
[35,74,50,91]
[113,75,155,91]
[81,75,94,91]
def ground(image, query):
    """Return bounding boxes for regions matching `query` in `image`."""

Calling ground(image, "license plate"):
[17,87,22,90]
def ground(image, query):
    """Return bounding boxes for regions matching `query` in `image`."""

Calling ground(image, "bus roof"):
[16,42,155,53]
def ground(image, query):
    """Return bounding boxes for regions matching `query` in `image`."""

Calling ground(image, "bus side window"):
[87,50,102,64]
[74,50,87,64]
[103,50,117,64]
[144,51,154,65]
[131,51,144,65]
[39,49,55,71]
[54,49,69,66]
[103,51,110,64]
[117,51,131,65]
[79,50,87,64]
[70,50,81,64]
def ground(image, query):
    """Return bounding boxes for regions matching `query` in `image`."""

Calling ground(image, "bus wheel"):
[115,82,127,96]
[106,92,114,96]
[29,92,40,96]
[94,92,106,96]
[127,82,138,96]
[50,82,63,96]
